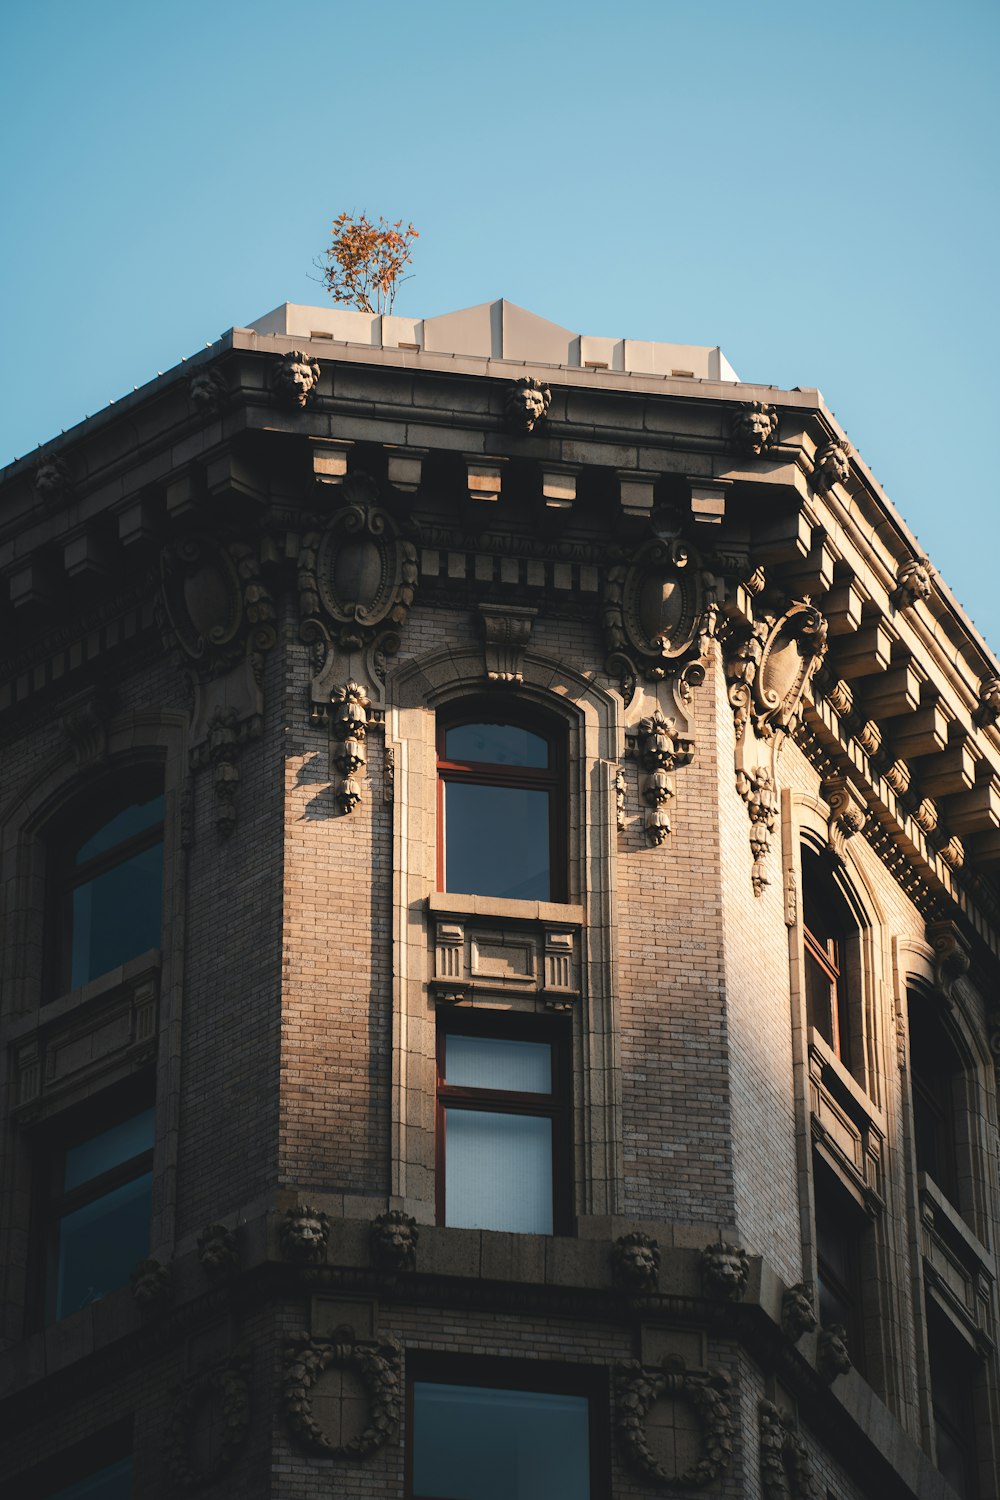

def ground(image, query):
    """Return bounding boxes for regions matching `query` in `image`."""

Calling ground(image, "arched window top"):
[50,766,165,995]
[437,702,567,904]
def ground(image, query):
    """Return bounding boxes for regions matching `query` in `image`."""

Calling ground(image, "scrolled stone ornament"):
[271,349,321,408]
[729,399,779,456]
[812,439,852,493]
[370,1208,418,1273]
[781,1282,817,1341]
[279,1203,330,1263]
[700,1239,750,1300]
[612,1231,660,1293]
[504,375,551,433]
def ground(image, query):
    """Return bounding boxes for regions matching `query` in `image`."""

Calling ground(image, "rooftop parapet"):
[247,298,740,383]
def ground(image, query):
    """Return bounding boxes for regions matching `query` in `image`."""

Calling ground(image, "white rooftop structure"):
[248,298,740,383]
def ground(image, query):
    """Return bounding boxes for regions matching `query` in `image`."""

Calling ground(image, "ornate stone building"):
[1,298,998,1498]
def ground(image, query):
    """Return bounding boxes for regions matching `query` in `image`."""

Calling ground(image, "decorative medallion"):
[759,1400,818,1500]
[160,534,276,683]
[604,538,708,700]
[616,1354,734,1489]
[165,1352,251,1490]
[729,400,779,457]
[282,1334,402,1459]
[298,475,418,698]
[271,349,321,408]
[504,375,551,433]
[612,1232,660,1294]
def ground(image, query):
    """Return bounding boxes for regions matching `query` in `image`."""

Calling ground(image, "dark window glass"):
[411,1380,591,1499]
[437,710,565,902]
[48,1106,154,1322]
[908,989,962,1209]
[56,778,164,992]
[927,1303,979,1498]
[437,1017,569,1235]
[50,1456,132,1499]
[814,1159,866,1375]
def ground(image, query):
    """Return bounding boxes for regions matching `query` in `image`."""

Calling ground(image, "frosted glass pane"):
[443,783,550,900]
[446,1035,551,1093]
[445,1110,552,1234]
[445,723,548,767]
[412,1381,590,1499]
[65,1108,155,1190]
[56,1172,152,1318]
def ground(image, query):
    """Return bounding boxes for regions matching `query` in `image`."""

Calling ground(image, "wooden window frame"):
[435,702,567,902]
[435,1009,572,1235]
[405,1351,609,1500]
[802,850,852,1064]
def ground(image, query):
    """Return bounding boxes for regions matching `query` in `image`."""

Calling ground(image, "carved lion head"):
[370,1209,418,1272]
[131,1257,171,1307]
[612,1231,660,1292]
[272,350,321,409]
[730,400,778,456]
[280,1204,330,1262]
[504,376,551,433]
[812,439,851,493]
[197,1222,237,1275]
[700,1240,750,1299]
[781,1281,817,1341]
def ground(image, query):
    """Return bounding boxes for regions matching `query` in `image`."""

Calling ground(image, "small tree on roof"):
[318,212,419,315]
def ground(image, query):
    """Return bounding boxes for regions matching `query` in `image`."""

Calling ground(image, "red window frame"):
[435,703,567,902]
[802,851,851,1064]
[435,1010,572,1235]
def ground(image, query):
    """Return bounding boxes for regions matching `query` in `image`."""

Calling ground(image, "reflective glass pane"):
[445,723,548,768]
[446,1035,551,1093]
[76,795,163,864]
[443,784,549,900]
[56,1172,152,1319]
[70,841,163,988]
[65,1108,155,1191]
[51,1456,132,1499]
[445,1109,552,1234]
[412,1381,590,1500]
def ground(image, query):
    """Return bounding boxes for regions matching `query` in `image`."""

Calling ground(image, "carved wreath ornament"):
[282,1335,402,1459]
[759,1400,818,1500]
[298,475,418,695]
[165,1353,252,1490]
[616,1356,734,1489]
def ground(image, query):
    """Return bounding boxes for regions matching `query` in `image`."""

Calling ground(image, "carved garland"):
[636,711,694,846]
[282,1335,402,1459]
[759,1400,818,1500]
[616,1357,734,1489]
[331,681,370,814]
[165,1353,252,1490]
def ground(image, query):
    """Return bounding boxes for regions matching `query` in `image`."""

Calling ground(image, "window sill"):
[36,949,161,1025]
[807,1028,886,1135]
[918,1174,995,1275]
[427,892,584,925]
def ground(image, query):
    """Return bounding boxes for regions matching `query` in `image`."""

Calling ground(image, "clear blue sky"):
[2,1,997,652]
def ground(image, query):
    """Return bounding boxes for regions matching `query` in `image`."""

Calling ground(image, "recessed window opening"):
[436,1012,570,1235]
[814,1156,867,1377]
[437,705,566,902]
[908,987,964,1210]
[802,848,855,1067]
[52,767,164,994]
[926,1300,980,1499]
[45,1100,155,1323]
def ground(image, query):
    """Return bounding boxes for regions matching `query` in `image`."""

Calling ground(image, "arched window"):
[49,767,164,994]
[908,987,964,1209]
[436,705,566,902]
[801,847,856,1069]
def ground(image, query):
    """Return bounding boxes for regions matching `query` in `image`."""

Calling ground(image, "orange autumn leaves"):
[319,212,419,315]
